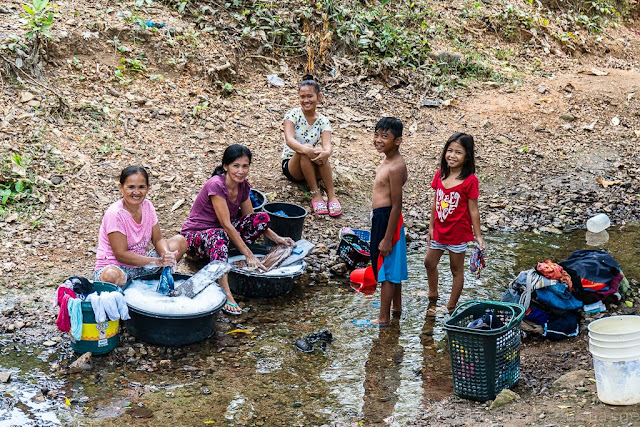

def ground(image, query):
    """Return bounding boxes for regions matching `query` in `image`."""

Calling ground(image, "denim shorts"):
[428,240,469,254]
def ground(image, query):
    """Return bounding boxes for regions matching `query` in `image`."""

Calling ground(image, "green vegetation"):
[21,0,55,41]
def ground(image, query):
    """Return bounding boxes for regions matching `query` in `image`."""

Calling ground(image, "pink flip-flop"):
[312,200,329,215]
[328,201,342,217]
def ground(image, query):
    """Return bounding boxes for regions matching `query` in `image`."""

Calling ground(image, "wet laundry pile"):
[55,276,130,340]
[502,249,630,341]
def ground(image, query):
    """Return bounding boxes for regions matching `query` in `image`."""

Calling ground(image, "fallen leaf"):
[596,177,622,188]
[171,199,185,212]
[226,329,252,335]
[65,397,71,406]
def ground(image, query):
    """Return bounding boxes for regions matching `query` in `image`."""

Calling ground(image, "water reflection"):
[362,319,403,426]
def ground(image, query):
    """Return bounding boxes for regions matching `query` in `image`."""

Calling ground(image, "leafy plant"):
[193,100,209,116]
[21,0,55,41]
[1,154,34,205]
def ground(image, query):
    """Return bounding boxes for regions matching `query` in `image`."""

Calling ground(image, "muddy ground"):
[1,0,640,425]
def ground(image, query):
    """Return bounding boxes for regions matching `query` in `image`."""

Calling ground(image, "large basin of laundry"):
[122,272,226,346]
[228,245,306,298]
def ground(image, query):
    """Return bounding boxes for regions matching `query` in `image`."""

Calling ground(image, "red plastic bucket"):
[350,266,376,293]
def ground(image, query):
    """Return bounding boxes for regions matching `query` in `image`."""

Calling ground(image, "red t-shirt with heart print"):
[430,170,479,245]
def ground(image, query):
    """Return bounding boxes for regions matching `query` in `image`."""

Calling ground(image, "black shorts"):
[282,159,304,183]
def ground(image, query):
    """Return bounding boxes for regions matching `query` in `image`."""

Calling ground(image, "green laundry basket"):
[443,300,525,401]
[69,282,120,355]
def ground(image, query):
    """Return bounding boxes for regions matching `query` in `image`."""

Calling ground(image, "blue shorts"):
[370,206,408,284]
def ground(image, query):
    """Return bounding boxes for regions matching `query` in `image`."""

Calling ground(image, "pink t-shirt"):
[181,174,250,233]
[95,199,158,270]
[430,170,479,245]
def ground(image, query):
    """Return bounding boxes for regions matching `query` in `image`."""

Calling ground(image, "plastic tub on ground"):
[122,273,226,346]
[587,315,640,405]
[70,282,120,355]
[263,202,307,245]
[250,188,266,212]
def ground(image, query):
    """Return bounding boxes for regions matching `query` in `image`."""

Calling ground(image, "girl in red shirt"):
[424,132,484,314]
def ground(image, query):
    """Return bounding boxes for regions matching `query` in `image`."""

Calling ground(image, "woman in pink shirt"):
[94,166,187,286]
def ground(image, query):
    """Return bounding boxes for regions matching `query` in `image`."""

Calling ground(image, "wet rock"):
[537,226,563,235]
[127,406,154,418]
[312,243,328,255]
[0,372,11,383]
[69,352,93,373]
[551,369,589,392]
[489,389,520,409]
[329,263,347,275]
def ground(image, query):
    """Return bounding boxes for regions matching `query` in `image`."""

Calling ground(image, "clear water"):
[1,226,639,425]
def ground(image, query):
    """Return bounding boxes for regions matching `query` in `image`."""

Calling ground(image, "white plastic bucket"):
[589,342,640,359]
[587,315,640,339]
[587,316,640,405]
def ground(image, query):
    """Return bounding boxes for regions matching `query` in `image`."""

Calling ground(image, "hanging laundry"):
[67,298,83,341]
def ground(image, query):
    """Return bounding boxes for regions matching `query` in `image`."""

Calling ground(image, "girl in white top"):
[282,74,342,216]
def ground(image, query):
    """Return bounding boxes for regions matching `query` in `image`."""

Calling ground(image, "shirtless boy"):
[369,117,408,326]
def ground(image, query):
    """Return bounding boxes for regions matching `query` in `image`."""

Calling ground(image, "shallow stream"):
[1,226,639,425]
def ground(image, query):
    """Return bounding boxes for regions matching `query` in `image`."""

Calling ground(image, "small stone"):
[552,369,589,391]
[68,352,93,373]
[19,91,35,103]
[489,389,520,410]
[43,340,57,347]
[560,114,575,122]
[0,372,11,383]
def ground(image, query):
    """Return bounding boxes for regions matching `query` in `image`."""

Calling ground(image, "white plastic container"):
[592,356,640,405]
[588,316,640,405]
[588,315,640,339]
[586,213,611,233]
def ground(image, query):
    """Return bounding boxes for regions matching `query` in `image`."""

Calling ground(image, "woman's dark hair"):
[439,132,476,180]
[119,166,149,185]
[299,74,320,93]
[212,144,252,176]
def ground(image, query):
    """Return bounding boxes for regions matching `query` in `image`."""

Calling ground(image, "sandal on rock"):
[328,201,342,217]
[312,200,329,215]
[222,302,242,315]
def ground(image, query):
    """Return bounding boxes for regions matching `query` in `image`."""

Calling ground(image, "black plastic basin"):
[122,273,225,346]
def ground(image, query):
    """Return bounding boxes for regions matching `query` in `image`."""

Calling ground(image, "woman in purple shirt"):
[182,144,294,314]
